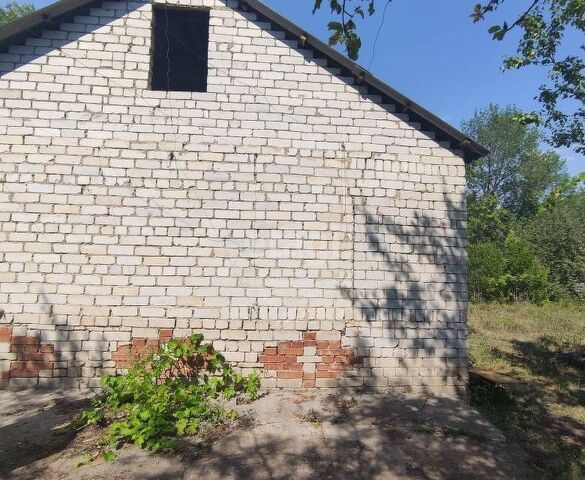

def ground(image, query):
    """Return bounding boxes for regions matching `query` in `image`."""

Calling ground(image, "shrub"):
[469,235,550,302]
[469,242,506,301]
[467,195,513,244]
[79,333,260,454]
[522,192,585,300]
[503,235,550,302]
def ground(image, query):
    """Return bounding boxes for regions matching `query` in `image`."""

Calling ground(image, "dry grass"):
[469,302,585,479]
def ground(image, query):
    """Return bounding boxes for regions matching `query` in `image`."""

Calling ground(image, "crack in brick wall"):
[259,331,362,388]
[0,327,60,388]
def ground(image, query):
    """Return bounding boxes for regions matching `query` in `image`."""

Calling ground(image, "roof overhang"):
[0,0,102,51]
[0,0,489,162]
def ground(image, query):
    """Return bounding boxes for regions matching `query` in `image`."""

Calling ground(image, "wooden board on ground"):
[469,368,523,386]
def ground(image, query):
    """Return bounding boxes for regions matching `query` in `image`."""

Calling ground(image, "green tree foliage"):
[462,104,567,217]
[467,195,513,244]
[312,0,376,60]
[469,235,550,302]
[79,334,260,456]
[522,184,585,299]
[0,2,35,26]
[312,0,584,153]
[463,105,585,304]
[471,0,585,153]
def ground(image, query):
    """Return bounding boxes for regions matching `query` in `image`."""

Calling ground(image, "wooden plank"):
[469,368,523,385]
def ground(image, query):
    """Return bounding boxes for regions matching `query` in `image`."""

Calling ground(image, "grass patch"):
[469,302,585,480]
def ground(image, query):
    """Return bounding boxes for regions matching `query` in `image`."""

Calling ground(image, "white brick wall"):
[0,0,468,393]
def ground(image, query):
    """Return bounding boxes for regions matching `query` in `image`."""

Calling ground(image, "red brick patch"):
[1,327,60,387]
[112,329,175,369]
[259,331,362,388]
[0,327,12,343]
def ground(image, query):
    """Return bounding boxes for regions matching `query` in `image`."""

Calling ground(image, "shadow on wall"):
[1,0,468,391]
[338,194,468,393]
[0,289,108,389]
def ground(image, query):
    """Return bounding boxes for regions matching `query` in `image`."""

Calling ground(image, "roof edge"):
[240,0,488,162]
[0,0,101,51]
[0,0,489,162]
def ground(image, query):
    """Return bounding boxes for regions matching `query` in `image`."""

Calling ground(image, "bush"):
[469,242,506,301]
[522,192,585,300]
[79,334,260,455]
[467,195,513,244]
[504,235,550,302]
[469,235,550,302]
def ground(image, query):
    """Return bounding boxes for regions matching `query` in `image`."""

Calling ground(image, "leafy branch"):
[314,0,376,60]
[312,0,584,153]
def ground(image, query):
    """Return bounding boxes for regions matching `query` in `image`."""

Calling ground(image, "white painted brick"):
[0,0,468,392]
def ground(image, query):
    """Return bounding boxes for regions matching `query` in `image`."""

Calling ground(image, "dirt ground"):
[0,388,535,480]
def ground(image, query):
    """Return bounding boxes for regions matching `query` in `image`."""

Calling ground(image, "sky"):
[6,0,584,174]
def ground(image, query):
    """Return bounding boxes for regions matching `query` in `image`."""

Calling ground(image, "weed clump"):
[78,334,260,456]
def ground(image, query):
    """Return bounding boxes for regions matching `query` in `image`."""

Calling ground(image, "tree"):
[522,187,585,299]
[522,175,585,298]
[462,104,567,217]
[467,195,513,244]
[0,2,35,27]
[471,0,584,154]
[312,0,584,153]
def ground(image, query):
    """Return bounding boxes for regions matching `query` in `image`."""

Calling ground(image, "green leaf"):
[327,21,343,32]
[78,334,262,454]
[102,450,117,462]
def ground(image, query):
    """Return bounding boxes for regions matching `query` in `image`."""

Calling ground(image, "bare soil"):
[0,389,534,480]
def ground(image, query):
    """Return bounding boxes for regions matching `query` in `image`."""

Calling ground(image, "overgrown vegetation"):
[464,105,585,303]
[468,303,585,479]
[469,234,549,303]
[78,334,260,457]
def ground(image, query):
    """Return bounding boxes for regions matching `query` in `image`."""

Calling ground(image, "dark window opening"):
[151,6,209,92]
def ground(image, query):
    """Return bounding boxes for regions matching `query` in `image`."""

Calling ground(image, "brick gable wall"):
[0,0,468,393]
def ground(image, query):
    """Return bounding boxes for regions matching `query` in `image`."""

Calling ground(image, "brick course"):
[0,0,469,393]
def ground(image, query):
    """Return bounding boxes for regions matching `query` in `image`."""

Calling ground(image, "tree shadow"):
[186,392,533,480]
[1,288,109,389]
[501,336,585,389]
[337,193,468,394]
[470,336,585,479]
[0,391,90,477]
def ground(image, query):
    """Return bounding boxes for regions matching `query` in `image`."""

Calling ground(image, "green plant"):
[79,334,260,455]
[504,234,550,302]
[522,187,585,300]
[469,235,550,303]
[469,242,506,301]
[467,195,513,244]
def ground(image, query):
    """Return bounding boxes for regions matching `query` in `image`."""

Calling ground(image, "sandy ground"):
[0,389,535,480]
